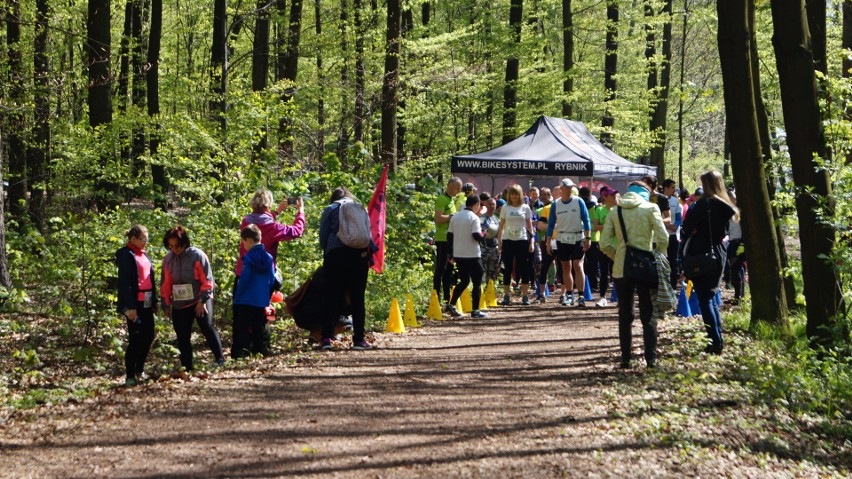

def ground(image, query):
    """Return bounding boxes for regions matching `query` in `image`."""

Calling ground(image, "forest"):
[0,0,850,425]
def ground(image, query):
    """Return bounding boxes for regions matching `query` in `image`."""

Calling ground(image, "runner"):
[546,179,592,307]
[433,177,462,310]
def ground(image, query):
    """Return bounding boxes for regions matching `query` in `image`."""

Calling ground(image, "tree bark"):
[87,0,113,130]
[677,0,687,188]
[130,0,146,174]
[0,134,12,289]
[148,0,167,207]
[354,0,366,143]
[316,0,325,154]
[717,0,788,326]
[562,0,573,117]
[806,0,826,74]
[502,0,523,144]
[29,0,50,230]
[650,0,673,178]
[843,1,852,164]
[747,1,796,309]
[381,0,401,169]
[210,0,227,131]
[6,0,28,221]
[252,0,271,92]
[601,0,618,148]
[770,0,843,345]
[278,0,303,163]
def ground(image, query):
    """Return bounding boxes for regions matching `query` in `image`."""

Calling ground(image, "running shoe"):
[446,305,463,317]
[318,337,333,350]
[559,294,569,306]
[352,341,373,350]
[470,310,489,318]
[534,295,546,304]
[521,295,530,305]
[499,295,512,305]
[565,296,575,306]
[595,298,608,308]
[577,297,586,308]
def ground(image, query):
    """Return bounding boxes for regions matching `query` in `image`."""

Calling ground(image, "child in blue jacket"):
[232,224,276,358]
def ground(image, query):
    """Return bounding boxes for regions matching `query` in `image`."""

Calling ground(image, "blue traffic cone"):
[688,288,701,317]
[676,285,692,317]
[583,276,594,301]
[543,282,550,297]
[715,290,722,306]
[609,285,618,303]
[535,282,542,297]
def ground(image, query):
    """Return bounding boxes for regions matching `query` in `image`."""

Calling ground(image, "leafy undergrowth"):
[599,306,852,476]
[0,311,326,422]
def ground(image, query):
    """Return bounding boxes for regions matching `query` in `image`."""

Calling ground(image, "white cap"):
[560,178,575,188]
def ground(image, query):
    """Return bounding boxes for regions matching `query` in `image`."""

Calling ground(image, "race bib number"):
[172,284,194,301]
[558,232,582,244]
[507,227,526,239]
[143,291,153,308]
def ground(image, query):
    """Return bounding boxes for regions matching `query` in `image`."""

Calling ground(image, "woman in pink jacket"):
[235,190,306,278]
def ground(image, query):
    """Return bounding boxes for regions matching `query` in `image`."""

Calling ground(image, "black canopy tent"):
[451,116,656,195]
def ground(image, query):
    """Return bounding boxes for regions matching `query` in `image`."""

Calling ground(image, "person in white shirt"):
[546,178,592,307]
[447,195,489,318]
[497,184,535,305]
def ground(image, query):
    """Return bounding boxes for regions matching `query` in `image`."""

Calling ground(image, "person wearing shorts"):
[546,178,591,307]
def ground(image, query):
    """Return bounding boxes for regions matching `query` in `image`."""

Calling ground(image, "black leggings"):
[450,257,484,309]
[322,247,369,343]
[598,250,613,297]
[232,304,269,359]
[433,241,457,302]
[172,299,224,371]
[125,301,155,378]
[538,241,555,287]
[502,239,531,285]
[614,278,657,364]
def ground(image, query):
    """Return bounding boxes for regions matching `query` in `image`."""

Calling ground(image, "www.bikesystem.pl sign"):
[451,157,593,176]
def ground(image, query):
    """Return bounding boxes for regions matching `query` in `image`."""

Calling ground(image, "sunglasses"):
[137,237,149,243]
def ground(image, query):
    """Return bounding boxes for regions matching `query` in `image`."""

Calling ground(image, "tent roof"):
[451,116,656,178]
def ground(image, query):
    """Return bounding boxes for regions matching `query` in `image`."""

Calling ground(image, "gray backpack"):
[336,199,372,249]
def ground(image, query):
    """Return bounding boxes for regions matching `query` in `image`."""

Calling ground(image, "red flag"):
[367,164,389,273]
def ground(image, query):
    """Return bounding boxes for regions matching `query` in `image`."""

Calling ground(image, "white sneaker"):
[596,298,608,308]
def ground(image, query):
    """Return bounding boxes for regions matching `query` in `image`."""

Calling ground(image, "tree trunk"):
[650,0,673,178]
[0,134,12,289]
[148,0,167,208]
[748,1,797,309]
[210,0,227,131]
[87,0,115,208]
[381,0,401,169]
[806,0,826,74]
[677,0,687,188]
[252,0,271,156]
[770,0,843,345]
[717,0,788,326]
[130,0,146,175]
[843,1,852,164]
[29,0,50,230]
[316,0,325,156]
[354,0,366,143]
[278,0,303,163]
[502,0,523,144]
[562,0,573,117]
[601,0,618,148]
[6,0,28,222]
[336,0,350,160]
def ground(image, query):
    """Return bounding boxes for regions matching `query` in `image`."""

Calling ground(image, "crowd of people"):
[115,172,745,384]
[116,188,376,386]
[434,171,743,368]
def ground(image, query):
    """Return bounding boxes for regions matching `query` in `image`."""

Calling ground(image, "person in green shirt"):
[434,177,462,307]
[593,187,618,307]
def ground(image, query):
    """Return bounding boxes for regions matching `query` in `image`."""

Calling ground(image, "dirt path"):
[0,301,829,478]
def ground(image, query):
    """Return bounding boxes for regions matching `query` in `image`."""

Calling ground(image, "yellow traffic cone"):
[403,294,420,328]
[485,280,498,307]
[479,287,488,310]
[385,298,406,333]
[686,280,693,299]
[427,290,443,320]
[460,287,473,314]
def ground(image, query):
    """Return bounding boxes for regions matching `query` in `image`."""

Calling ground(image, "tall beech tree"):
[210,0,227,131]
[649,0,673,178]
[29,0,50,229]
[148,0,167,206]
[354,0,366,143]
[252,0,272,154]
[770,0,843,345]
[381,0,401,168]
[502,0,522,144]
[0,138,11,289]
[86,0,113,205]
[716,0,788,326]
[562,0,573,117]
[278,0,303,162]
[601,0,618,148]
[6,0,28,221]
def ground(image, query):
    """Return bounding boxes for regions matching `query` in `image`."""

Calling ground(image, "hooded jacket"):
[600,191,669,279]
[234,244,276,308]
[116,244,158,314]
[160,246,215,309]
[235,211,305,276]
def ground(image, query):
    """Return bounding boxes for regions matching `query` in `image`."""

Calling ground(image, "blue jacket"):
[234,244,275,308]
